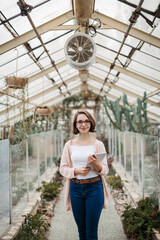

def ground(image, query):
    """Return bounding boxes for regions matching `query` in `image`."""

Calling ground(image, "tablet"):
[86,152,107,168]
[95,152,107,162]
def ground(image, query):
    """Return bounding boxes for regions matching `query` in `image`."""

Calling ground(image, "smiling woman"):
[60,109,109,240]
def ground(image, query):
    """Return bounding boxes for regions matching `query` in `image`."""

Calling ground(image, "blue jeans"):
[70,179,104,240]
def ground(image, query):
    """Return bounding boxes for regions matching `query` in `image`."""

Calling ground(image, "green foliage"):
[106,175,123,189]
[14,213,50,240]
[36,180,61,200]
[62,91,101,109]
[122,198,160,240]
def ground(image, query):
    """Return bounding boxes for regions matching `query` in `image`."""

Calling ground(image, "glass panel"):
[119,73,156,91]
[27,135,38,199]
[144,135,159,199]
[126,133,132,174]
[0,139,9,236]
[38,133,46,181]
[120,131,124,167]
[11,140,27,221]
[128,61,160,82]
[0,25,14,45]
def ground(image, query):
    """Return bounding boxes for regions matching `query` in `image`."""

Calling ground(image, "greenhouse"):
[0,0,160,239]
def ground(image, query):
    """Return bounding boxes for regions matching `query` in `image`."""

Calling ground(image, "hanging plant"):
[6,76,28,89]
[34,106,52,123]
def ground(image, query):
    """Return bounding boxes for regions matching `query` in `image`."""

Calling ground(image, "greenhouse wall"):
[0,130,64,237]
[108,127,159,201]
[0,139,10,237]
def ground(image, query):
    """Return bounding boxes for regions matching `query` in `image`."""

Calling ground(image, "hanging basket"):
[36,108,51,116]
[6,76,28,89]
[34,106,52,123]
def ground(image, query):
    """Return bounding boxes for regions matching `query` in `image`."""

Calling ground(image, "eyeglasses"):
[76,120,90,126]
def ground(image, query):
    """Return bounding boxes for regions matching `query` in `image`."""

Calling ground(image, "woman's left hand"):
[87,154,102,173]
[87,154,98,166]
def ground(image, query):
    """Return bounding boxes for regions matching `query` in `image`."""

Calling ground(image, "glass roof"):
[0,0,160,125]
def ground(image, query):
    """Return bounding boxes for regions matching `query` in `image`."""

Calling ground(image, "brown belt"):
[70,176,101,184]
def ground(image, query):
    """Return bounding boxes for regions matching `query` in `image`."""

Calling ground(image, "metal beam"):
[131,88,160,105]
[96,56,160,89]
[0,75,79,115]
[0,10,74,55]
[146,89,160,98]
[94,11,160,49]
[28,60,67,83]
[88,83,160,120]
[55,24,112,30]
[89,74,160,107]
[0,89,23,101]
[28,57,159,92]
[1,83,81,124]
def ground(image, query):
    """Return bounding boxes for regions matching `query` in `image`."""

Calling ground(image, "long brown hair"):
[72,110,96,135]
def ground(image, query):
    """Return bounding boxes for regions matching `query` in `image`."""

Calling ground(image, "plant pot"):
[6,76,27,89]
[36,108,51,116]
[34,106,52,123]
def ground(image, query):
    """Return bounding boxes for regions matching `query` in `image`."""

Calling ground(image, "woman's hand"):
[87,154,102,173]
[87,154,98,166]
[74,167,91,176]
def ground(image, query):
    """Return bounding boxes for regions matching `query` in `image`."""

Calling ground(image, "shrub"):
[37,180,61,200]
[106,175,123,190]
[14,213,50,240]
[122,197,160,240]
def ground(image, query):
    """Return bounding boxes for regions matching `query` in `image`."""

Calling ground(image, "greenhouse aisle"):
[48,181,127,240]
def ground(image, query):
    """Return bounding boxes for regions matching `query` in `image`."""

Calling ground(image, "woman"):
[60,110,109,240]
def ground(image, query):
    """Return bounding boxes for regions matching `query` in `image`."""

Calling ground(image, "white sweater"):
[70,145,99,180]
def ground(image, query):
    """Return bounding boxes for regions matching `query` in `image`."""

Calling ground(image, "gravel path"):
[48,181,127,240]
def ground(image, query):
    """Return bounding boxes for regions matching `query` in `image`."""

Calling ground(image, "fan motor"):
[64,32,96,70]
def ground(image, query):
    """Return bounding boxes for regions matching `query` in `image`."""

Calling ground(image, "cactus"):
[123,93,137,132]
[104,92,149,134]
[137,93,148,134]
[103,95,123,130]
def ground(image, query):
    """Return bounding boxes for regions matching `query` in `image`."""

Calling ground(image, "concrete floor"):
[48,181,127,240]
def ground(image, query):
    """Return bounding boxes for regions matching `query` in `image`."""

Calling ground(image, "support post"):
[158,126,160,209]
[141,134,144,198]
[115,129,117,161]
[131,134,134,185]
[26,136,29,202]
[124,132,126,175]
[44,133,47,177]
[118,130,121,166]
[36,134,40,187]
[9,140,12,224]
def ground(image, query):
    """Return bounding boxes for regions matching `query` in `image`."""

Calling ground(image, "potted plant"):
[6,76,28,89]
[34,106,52,122]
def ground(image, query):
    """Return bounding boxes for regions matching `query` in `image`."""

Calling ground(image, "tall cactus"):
[104,92,149,134]
[104,95,123,130]
[123,93,137,132]
[137,92,148,134]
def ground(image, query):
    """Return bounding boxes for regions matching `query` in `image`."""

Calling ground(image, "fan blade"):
[72,55,79,62]
[69,40,78,51]
[78,54,84,63]
[83,43,93,50]
[83,50,93,57]
[68,50,76,56]
[82,38,90,48]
